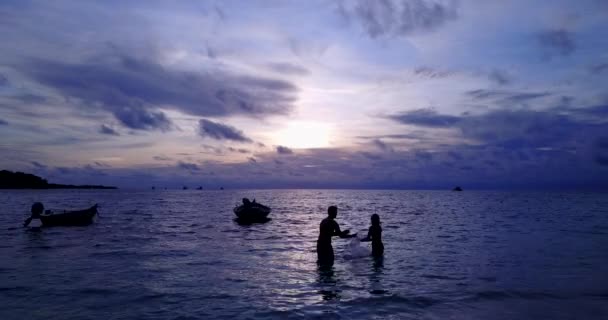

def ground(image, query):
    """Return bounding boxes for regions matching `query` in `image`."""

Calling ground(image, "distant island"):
[0,170,117,189]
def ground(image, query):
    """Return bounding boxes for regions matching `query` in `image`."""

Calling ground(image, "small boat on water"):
[40,204,98,226]
[233,198,271,223]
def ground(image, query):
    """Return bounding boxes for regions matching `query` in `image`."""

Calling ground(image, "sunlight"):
[275,121,332,149]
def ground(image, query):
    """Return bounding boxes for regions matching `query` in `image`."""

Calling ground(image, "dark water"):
[1,190,607,319]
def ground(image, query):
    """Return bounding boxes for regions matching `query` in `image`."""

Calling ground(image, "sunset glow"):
[275,122,332,149]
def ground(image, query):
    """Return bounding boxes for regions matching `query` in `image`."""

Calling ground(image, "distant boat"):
[234,200,271,223]
[183,186,188,190]
[452,186,463,191]
[40,204,98,227]
[220,187,224,190]
[197,186,203,190]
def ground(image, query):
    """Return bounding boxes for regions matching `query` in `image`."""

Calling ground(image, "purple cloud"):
[386,108,461,128]
[177,161,200,171]
[198,119,252,142]
[488,69,511,86]
[16,50,297,130]
[372,139,393,152]
[267,62,310,76]
[538,29,575,56]
[340,0,458,38]
[276,145,294,154]
[99,124,120,136]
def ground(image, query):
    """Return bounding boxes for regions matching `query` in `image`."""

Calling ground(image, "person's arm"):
[23,217,33,227]
[332,220,343,236]
[334,221,356,238]
[361,226,372,242]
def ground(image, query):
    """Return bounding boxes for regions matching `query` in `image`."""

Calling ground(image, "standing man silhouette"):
[317,206,355,266]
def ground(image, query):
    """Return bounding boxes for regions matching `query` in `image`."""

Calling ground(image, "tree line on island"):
[0,170,116,189]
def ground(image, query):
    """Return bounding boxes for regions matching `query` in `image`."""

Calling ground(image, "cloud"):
[200,144,223,155]
[93,161,110,168]
[357,132,427,140]
[36,136,608,189]
[589,63,608,75]
[372,139,393,152]
[115,142,155,149]
[227,147,250,154]
[31,161,47,169]
[538,29,575,56]
[575,104,608,118]
[112,105,171,131]
[56,167,71,174]
[415,151,433,161]
[276,145,294,155]
[5,93,47,105]
[386,108,461,127]
[0,74,8,86]
[177,161,200,171]
[199,145,251,156]
[413,66,452,79]
[387,105,608,151]
[267,62,310,76]
[0,118,8,125]
[16,50,298,130]
[465,89,551,104]
[198,119,252,142]
[488,69,511,86]
[153,155,173,161]
[361,151,383,160]
[340,0,458,38]
[99,124,119,136]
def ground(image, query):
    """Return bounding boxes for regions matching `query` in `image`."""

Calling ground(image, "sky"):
[1,0,608,189]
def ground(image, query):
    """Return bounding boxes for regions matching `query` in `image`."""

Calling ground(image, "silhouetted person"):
[361,214,384,257]
[242,198,252,207]
[317,205,355,266]
[23,202,44,227]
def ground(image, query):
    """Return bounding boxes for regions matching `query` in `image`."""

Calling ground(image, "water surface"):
[1,190,607,319]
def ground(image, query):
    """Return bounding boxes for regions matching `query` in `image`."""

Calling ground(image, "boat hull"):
[40,205,98,226]
[233,205,271,222]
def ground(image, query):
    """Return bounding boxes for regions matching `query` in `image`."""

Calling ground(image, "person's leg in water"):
[371,241,384,257]
[317,241,334,266]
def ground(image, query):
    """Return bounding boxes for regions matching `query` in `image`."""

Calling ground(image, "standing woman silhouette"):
[361,214,384,257]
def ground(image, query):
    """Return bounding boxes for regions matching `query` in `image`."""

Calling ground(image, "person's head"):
[31,202,44,216]
[242,198,251,205]
[327,206,338,219]
[371,213,380,226]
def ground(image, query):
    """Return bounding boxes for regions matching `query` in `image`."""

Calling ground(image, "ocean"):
[1,190,607,319]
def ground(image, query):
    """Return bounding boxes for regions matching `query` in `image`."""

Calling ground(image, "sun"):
[275,121,331,149]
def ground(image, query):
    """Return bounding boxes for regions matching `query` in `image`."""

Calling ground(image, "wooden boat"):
[233,202,271,222]
[40,204,98,226]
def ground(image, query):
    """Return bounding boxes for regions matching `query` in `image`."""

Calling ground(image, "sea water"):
[1,189,607,319]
